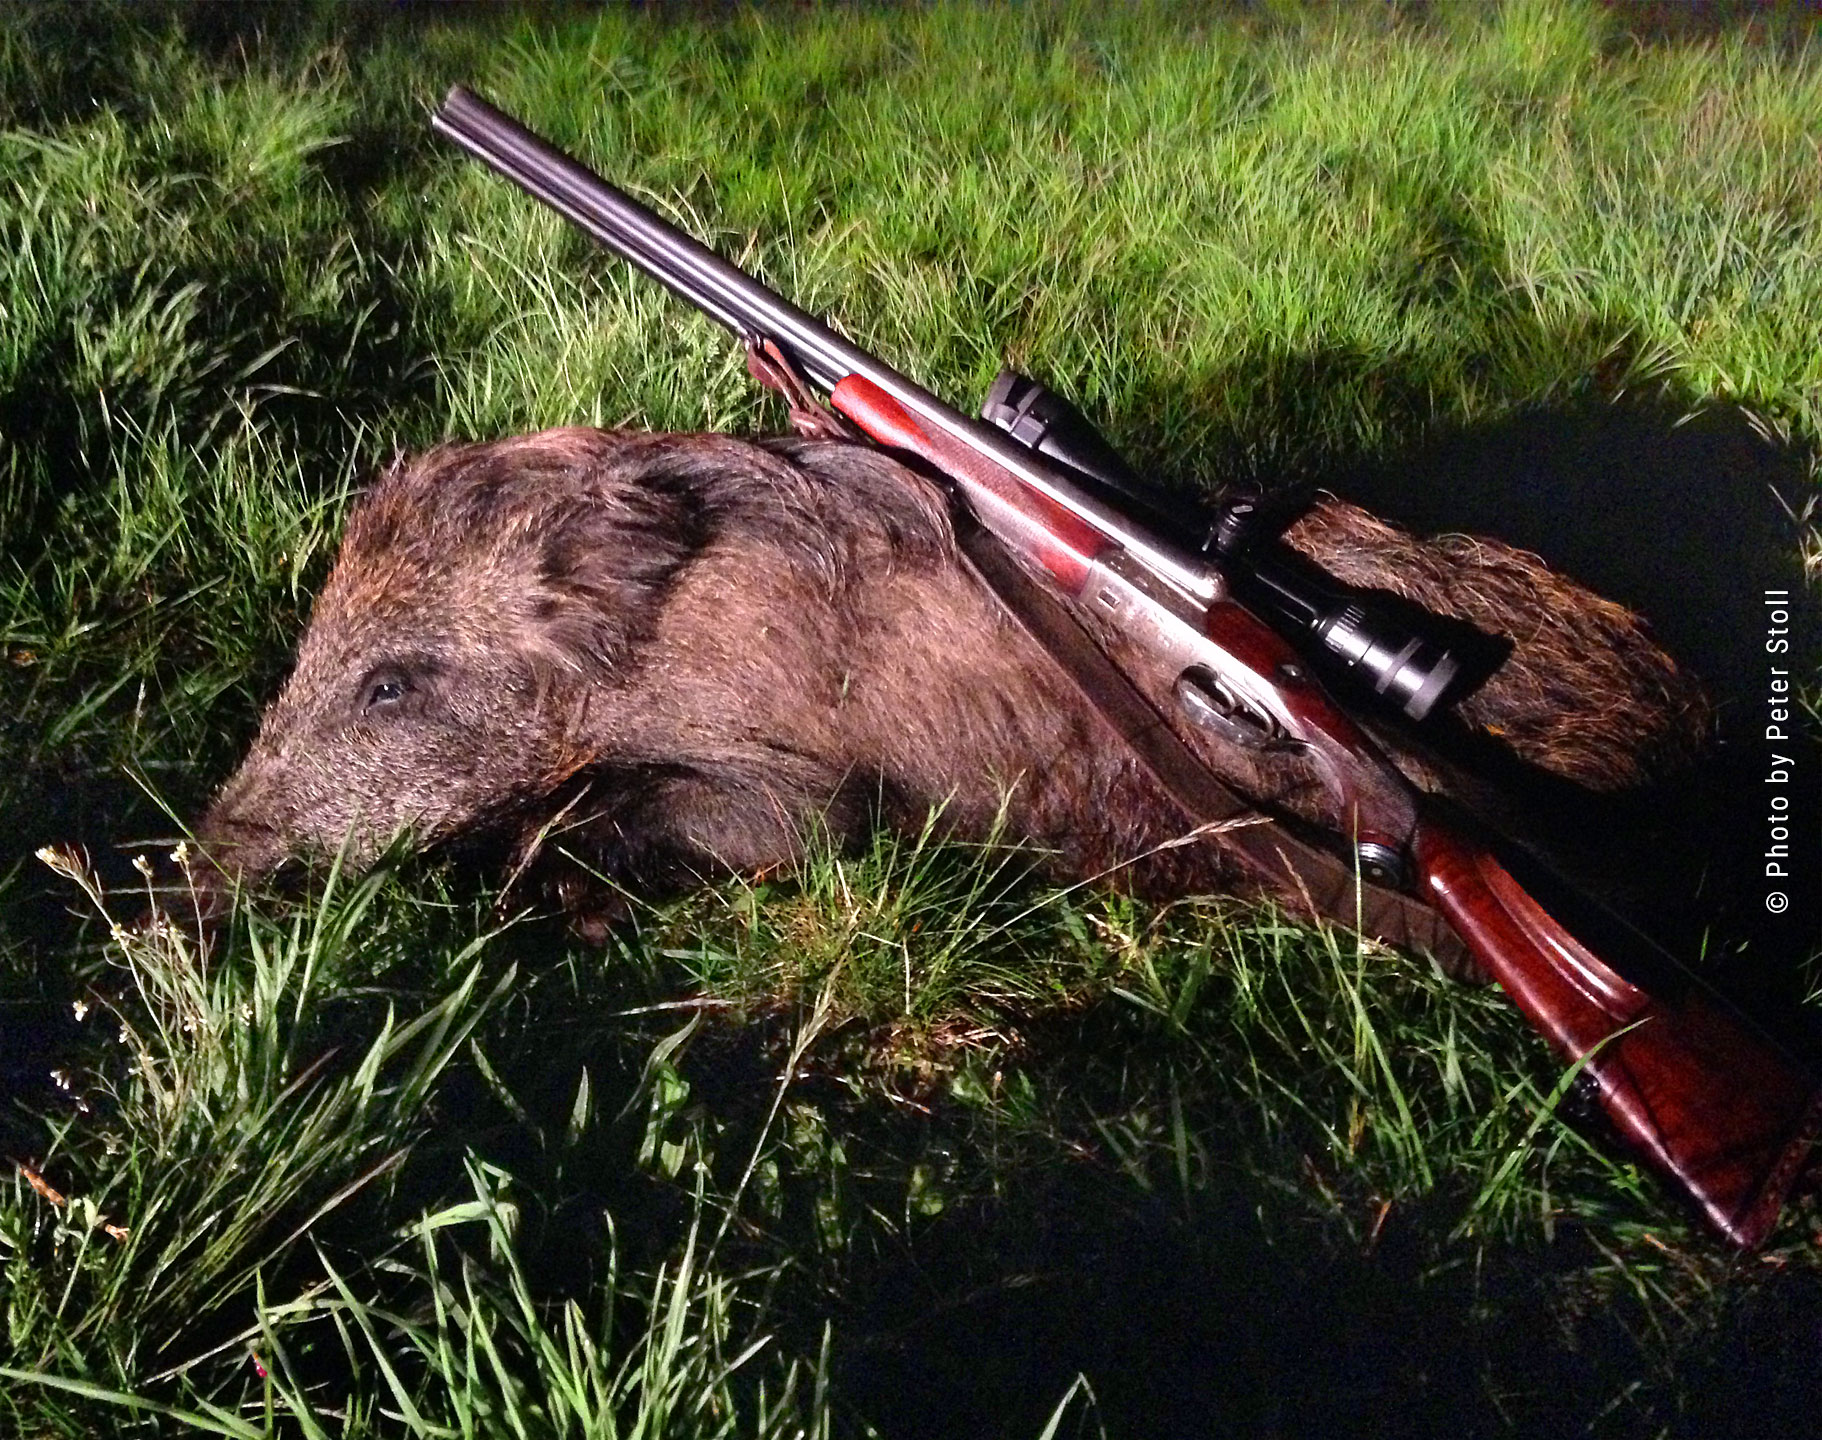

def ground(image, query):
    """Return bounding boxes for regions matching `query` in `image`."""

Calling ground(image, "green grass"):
[3,1,1821,1436]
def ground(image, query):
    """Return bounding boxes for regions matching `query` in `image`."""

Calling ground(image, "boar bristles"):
[194,427,1708,947]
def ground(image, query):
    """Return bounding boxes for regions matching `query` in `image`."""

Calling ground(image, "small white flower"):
[131,854,154,879]
[50,1068,72,1091]
[36,846,80,880]
[72,999,89,1021]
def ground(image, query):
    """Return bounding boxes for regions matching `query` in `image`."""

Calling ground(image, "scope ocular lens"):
[1314,605,1460,720]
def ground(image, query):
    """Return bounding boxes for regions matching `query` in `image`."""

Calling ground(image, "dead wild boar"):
[194,427,1708,938]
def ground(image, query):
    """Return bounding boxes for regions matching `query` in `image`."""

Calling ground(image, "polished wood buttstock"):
[1414,819,1821,1247]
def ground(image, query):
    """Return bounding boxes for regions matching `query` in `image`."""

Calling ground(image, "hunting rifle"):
[431,85,1820,1248]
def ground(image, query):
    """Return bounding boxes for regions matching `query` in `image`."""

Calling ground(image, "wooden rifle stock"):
[1415,821,1822,1248]
[433,87,1822,1244]
[830,375,1107,592]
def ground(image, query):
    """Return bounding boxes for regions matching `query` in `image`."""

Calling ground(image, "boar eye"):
[359,667,413,716]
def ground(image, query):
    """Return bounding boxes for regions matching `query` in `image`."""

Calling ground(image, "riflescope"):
[981,370,1464,721]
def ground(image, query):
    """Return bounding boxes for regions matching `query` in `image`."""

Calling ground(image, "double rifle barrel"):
[431,85,1218,608]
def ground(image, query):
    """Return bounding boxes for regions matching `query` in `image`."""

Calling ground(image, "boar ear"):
[530,487,704,676]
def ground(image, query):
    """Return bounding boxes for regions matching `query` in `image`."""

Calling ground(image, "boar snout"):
[188,428,691,911]
[194,810,286,890]
[197,661,576,902]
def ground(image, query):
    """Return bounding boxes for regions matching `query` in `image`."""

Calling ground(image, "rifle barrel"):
[431,85,1221,605]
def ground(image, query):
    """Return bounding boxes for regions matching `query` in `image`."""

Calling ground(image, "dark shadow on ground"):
[1329,402,1820,979]
[1332,402,1815,714]
[0,765,186,1160]
[1597,0,1822,47]
[814,1132,1822,1440]
[491,1001,1822,1440]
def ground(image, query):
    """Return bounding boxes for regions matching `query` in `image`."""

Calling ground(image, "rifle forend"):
[432,85,1821,1247]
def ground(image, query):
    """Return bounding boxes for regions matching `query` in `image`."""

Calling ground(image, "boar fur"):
[197,428,1709,945]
